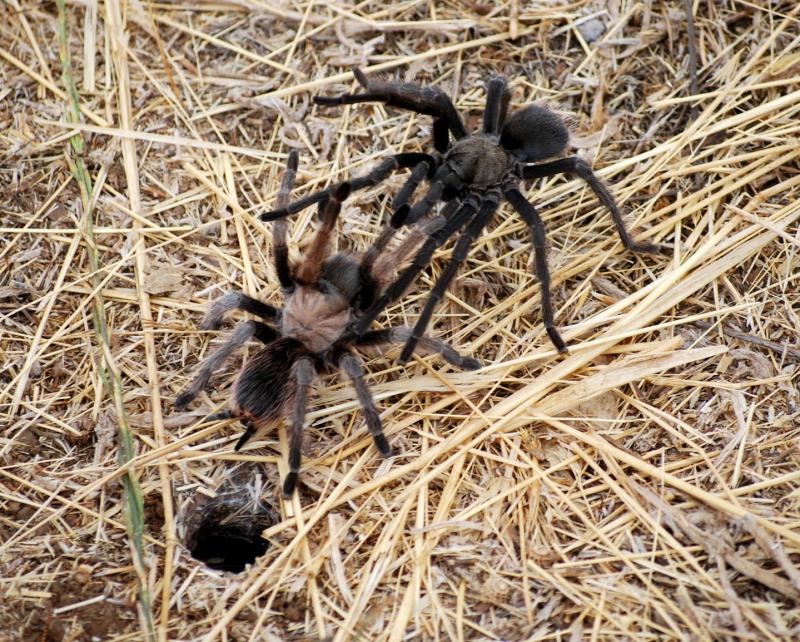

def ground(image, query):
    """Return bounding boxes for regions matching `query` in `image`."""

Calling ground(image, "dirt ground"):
[1,1,799,640]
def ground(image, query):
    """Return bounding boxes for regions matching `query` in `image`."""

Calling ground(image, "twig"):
[741,515,800,593]
[694,320,800,361]
[636,482,800,600]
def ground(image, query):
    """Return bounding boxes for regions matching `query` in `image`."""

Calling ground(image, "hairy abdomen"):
[232,338,306,434]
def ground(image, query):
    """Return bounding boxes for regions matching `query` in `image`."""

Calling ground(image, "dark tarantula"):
[176,152,479,497]
[263,68,665,357]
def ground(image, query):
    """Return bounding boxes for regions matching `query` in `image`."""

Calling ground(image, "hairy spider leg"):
[261,153,433,222]
[354,208,450,314]
[282,357,316,497]
[432,118,450,154]
[504,187,568,353]
[399,191,502,363]
[353,198,479,337]
[314,66,467,145]
[391,159,433,220]
[522,157,664,254]
[353,227,395,312]
[175,320,279,410]
[234,419,257,451]
[294,182,351,284]
[354,157,447,308]
[251,321,281,345]
[200,292,281,330]
[482,75,511,136]
[273,151,299,289]
[356,326,480,371]
[402,156,471,227]
[406,181,444,225]
[314,91,388,105]
[358,158,435,289]
[317,93,450,152]
[370,209,452,285]
[339,352,393,457]
[200,409,234,424]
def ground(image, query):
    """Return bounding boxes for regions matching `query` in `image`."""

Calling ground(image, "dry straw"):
[1,1,799,641]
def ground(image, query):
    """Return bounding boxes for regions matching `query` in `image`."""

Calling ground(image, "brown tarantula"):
[263,68,666,358]
[176,152,479,497]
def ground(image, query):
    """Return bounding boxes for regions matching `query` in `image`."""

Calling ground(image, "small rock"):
[579,18,606,43]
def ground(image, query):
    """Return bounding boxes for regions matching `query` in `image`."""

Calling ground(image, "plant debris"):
[1,1,799,640]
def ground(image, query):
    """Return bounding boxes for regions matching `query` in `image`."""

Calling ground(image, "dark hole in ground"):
[187,497,276,573]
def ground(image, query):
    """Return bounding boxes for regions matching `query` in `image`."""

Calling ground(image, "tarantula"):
[175,152,479,497]
[263,68,665,357]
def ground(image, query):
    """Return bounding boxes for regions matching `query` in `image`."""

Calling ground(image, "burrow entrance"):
[185,494,277,573]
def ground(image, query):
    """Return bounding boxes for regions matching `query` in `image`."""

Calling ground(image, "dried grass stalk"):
[1,1,799,641]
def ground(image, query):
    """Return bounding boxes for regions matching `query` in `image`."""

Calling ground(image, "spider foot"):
[202,409,233,424]
[313,68,371,106]
[261,207,289,222]
[234,421,257,451]
[627,240,669,255]
[374,434,394,458]
[462,356,482,371]
[199,318,224,331]
[313,95,342,106]
[547,328,569,354]
[174,391,195,411]
[282,472,299,498]
[353,66,370,88]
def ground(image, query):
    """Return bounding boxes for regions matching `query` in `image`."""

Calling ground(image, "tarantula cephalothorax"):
[262,68,666,357]
[176,152,479,497]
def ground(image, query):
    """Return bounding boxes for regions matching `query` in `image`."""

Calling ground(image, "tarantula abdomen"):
[230,337,309,450]
[500,105,570,163]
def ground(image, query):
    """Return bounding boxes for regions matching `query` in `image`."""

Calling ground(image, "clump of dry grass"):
[2,1,800,640]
